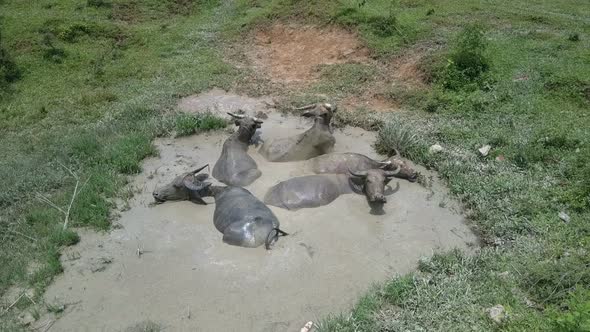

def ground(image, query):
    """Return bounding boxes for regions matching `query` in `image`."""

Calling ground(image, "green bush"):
[441,24,490,90]
[174,112,226,137]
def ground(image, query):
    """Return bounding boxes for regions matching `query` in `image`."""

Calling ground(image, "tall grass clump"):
[441,24,490,90]
[375,119,423,159]
[174,112,227,137]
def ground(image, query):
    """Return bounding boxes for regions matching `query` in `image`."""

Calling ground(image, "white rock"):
[558,211,570,223]
[487,304,507,324]
[478,145,491,157]
[429,144,443,154]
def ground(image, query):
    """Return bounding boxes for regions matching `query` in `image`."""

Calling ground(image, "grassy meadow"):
[1,0,589,330]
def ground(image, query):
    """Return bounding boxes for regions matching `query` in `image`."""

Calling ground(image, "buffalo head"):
[152,164,212,204]
[348,167,400,204]
[384,149,418,182]
[298,103,337,125]
[227,112,264,143]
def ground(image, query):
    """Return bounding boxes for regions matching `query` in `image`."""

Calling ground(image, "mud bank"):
[43,90,477,332]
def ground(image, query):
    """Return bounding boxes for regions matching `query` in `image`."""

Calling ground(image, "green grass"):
[229,0,590,330]
[173,112,228,137]
[0,0,235,327]
[1,0,590,330]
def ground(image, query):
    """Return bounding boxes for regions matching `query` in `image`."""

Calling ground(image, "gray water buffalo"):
[259,103,336,162]
[152,165,288,249]
[212,112,263,186]
[306,150,418,182]
[263,166,401,212]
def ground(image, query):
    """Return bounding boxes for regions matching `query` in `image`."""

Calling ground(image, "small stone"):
[487,304,507,324]
[429,144,443,154]
[498,271,511,279]
[558,211,570,223]
[478,145,492,157]
[300,321,314,332]
[495,155,505,162]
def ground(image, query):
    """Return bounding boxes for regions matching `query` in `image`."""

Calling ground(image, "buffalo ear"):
[234,120,241,126]
[383,177,392,186]
[301,111,315,118]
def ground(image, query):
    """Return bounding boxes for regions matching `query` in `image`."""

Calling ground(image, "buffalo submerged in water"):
[305,150,419,182]
[152,165,288,249]
[212,112,264,187]
[259,103,337,162]
[264,165,401,214]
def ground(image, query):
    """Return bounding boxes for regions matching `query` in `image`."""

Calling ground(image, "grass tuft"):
[374,119,424,160]
[173,112,227,137]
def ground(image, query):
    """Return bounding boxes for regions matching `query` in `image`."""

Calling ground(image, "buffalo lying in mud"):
[264,166,401,214]
[259,103,337,162]
[152,165,288,249]
[306,151,418,182]
[212,112,264,186]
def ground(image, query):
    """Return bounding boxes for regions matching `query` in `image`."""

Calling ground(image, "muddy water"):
[43,91,477,332]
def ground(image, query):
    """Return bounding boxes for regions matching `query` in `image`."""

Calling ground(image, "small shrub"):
[426,8,435,16]
[367,14,400,38]
[174,112,226,137]
[41,34,67,63]
[441,24,490,90]
[59,23,94,42]
[568,33,580,42]
[0,31,21,90]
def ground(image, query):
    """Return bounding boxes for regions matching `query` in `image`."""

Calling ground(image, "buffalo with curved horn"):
[305,150,418,182]
[212,112,264,186]
[263,166,400,211]
[153,165,288,249]
[259,103,337,162]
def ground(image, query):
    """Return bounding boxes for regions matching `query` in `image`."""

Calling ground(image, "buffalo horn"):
[383,166,401,178]
[227,112,245,119]
[294,104,317,111]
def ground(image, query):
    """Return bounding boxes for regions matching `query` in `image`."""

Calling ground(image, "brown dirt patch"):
[389,51,428,88]
[247,24,369,84]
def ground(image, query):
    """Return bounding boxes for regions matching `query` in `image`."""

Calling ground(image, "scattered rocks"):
[487,304,507,324]
[558,211,570,223]
[478,145,491,157]
[429,144,443,154]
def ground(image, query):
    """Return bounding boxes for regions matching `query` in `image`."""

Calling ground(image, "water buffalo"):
[306,150,418,182]
[259,103,336,162]
[152,165,288,249]
[212,112,263,186]
[263,166,400,212]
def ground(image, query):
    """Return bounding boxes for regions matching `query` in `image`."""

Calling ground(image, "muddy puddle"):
[43,90,477,331]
